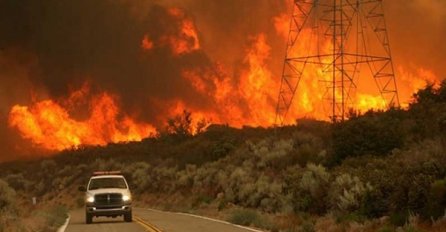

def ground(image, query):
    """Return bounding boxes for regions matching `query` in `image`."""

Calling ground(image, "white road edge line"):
[57,214,71,232]
[137,208,264,232]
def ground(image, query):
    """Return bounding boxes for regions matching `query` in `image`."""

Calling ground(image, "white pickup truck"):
[78,171,132,224]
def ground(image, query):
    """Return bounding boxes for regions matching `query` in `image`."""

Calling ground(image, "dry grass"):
[314,215,343,232]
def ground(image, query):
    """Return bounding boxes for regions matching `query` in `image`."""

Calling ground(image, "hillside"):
[1,82,446,231]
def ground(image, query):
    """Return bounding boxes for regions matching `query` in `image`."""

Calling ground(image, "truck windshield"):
[88,177,127,190]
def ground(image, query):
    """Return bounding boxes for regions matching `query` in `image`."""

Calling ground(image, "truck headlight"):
[86,196,94,203]
[122,195,131,201]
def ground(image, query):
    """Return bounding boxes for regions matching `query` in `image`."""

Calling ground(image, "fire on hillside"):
[1,1,441,154]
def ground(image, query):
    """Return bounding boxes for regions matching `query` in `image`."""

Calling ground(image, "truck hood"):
[87,188,131,196]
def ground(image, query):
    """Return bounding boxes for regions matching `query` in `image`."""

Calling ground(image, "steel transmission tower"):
[275,0,399,124]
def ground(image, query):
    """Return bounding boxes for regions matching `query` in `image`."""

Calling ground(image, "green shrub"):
[0,179,16,212]
[35,181,46,196]
[191,195,213,208]
[403,213,421,232]
[341,144,446,219]
[151,166,178,193]
[212,140,236,158]
[40,160,57,172]
[328,173,373,212]
[359,189,388,218]
[292,131,325,167]
[299,219,315,232]
[228,209,261,226]
[409,82,446,139]
[0,179,18,231]
[335,212,366,223]
[389,211,408,227]
[47,205,68,226]
[123,162,151,193]
[176,165,196,189]
[332,110,404,163]
[249,139,294,169]
[4,174,29,191]
[424,179,446,219]
[299,164,330,197]
[93,158,122,171]
[377,225,395,232]
[292,164,330,214]
[40,205,68,231]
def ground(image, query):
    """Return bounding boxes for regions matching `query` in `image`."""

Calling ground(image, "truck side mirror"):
[78,186,86,192]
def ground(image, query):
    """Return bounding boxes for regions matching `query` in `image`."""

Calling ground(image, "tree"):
[166,110,194,138]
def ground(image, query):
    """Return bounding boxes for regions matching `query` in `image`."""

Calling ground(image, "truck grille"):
[94,193,122,205]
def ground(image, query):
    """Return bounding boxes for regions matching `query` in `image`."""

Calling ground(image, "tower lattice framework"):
[275,0,399,124]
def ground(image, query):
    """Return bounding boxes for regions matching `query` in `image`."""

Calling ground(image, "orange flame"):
[272,12,441,121]
[164,7,200,55]
[8,86,156,151]
[9,6,443,152]
[141,34,154,51]
[176,11,441,127]
[237,34,278,126]
[178,34,278,127]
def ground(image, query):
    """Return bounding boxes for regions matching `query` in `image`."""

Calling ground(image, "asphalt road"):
[64,208,262,232]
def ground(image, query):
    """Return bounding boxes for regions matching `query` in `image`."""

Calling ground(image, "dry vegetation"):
[2,83,446,231]
[0,177,68,232]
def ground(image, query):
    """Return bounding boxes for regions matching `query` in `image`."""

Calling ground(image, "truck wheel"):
[124,211,132,222]
[86,213,93,224]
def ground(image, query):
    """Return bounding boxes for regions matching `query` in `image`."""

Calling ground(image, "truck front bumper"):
[86,204,132,217]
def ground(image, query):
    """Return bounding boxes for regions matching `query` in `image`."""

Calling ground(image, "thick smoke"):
[385,0,446,76]
[0,0,285,160]
[0,1,211,121]
[0,0,445,160]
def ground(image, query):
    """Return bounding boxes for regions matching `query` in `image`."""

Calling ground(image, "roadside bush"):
[35,180,46,196]
[292,131,326,167]
[191,194,213,208]
[249,139,294,169]
[332,109,404,164]
[328,173,373,212]
[377,225,395,232]
[123,162,151,193]
[299,216,315,232]
[228,209,261,226]
[0,179,17,231]
[226,167,252,203]
[191,164,219,197]
[53,165,79,190]
[93,158,122,171]
[241,174,284,212]
[4,174,30,191]
[292,164,330,214]
[151,166,178,193]
[176,164,196,189]
[0,179,17,212]
[424,179,446,220]
[389,210,409,227]
[336,139,446,219]
[40,205,68,232]
[40,160,57,173]
[212,139,236,159]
